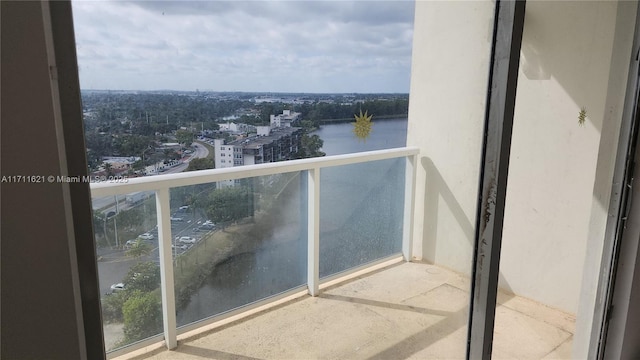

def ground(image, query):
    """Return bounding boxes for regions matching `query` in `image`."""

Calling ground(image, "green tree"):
[300,119,315,131]
[116,208,143,230]
[123,261,160,293]
[163,149,180,162]
[93,213,105,236]
[205,186,252,228]
[176,129,194,146]
[122,291,162,343]
[104,162,115,176]
[125,238,152,260]
[258,103,285,124]
[113,134,154,157]
[186,157,214,171]
[297,134,325,159]
[203,120,220,131]
[131,160,145,171]
[102,292,127,322]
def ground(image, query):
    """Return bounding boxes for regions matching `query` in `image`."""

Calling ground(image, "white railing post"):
[402,154,417,262]
[156,188,177,349]
[307,168,320,296]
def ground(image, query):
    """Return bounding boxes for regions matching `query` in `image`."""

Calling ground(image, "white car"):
[170,216,183,222]
[178,236,196,244]
[125,239,139,248]
[171,244,188,250]
[138,233,154,240]
[199,223,215,231]
[110,283,125,292]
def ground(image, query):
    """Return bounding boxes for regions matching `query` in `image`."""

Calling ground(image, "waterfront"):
[314,117,408,156]
[176,118,408,327]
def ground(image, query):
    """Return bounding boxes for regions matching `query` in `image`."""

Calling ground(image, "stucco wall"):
[408,2,636,356]
[501,0,633,315]
[407,0,495,275]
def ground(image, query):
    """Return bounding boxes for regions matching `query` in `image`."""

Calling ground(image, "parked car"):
[178,236,196,244]
[171,244,188,250]
[110,283,125,293]
[138,233,154,240]
[125,239,139,248]
[199,223,215,231]
[170,216,183,222]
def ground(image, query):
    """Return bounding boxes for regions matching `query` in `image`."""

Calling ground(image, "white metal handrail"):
[97,147,418,356]
[91,147,419,196]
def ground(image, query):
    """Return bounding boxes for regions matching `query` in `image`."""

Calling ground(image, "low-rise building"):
[214,126,303,170]
[270,109,301,128]
[213,126,302,187]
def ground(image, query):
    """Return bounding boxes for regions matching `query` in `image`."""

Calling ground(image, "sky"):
[71,0,415,94]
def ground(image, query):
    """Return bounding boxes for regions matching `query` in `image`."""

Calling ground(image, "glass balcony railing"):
[90,147,418,357]
[320,158,406,278]
[170,172,307,328]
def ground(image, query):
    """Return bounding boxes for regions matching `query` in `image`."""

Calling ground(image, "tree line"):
[82,92,408,131]
[82,92,408,170]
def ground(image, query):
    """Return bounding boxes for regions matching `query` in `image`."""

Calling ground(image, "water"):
[314,118,408,155]
[177,118,408,327]
[315,118,409,277]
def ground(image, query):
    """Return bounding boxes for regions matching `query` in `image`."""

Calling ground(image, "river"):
[176,118,408,327]
[314,117,408,155]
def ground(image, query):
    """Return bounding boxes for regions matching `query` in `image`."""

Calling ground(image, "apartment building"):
[214,126,303,169]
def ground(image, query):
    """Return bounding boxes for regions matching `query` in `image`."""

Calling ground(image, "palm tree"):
[126,238,152,260]
[104,162,115,176]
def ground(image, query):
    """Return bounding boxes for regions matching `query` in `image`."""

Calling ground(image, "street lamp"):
[114,195,119,248]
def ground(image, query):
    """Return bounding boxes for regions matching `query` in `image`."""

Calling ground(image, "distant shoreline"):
[318,114,408,125]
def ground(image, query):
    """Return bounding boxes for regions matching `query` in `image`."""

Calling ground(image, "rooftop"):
[229,126,302,149]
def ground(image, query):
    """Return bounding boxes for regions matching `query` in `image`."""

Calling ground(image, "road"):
[92,142,210,214]
[98,205,215,296]
[95,142,214,296]
[152,142,209,175]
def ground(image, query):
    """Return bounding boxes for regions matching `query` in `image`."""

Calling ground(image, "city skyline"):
[72,0,415,94]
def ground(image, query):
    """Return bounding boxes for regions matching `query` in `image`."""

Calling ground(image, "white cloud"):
[72,0,415,93]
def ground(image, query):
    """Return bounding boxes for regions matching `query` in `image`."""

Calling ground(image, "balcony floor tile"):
[126,262,575,360]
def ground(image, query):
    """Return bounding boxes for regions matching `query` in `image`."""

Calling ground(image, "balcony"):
[91,147,576,359]
[3,0,638,358]
[91,147,419,358]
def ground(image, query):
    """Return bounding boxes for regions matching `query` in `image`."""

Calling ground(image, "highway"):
[92,142,209,214]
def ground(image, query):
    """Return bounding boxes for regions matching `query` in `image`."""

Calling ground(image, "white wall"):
[408,2,636,356]
[214,139,234,169]
[575,8,637,358]
[407,0,495,275]
[501,0,634,316]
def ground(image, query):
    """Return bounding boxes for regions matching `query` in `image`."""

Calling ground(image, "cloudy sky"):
[71,1,415,93]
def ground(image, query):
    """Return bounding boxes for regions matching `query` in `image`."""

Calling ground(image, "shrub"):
[101,292,127,323]
[122,291,163,343]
